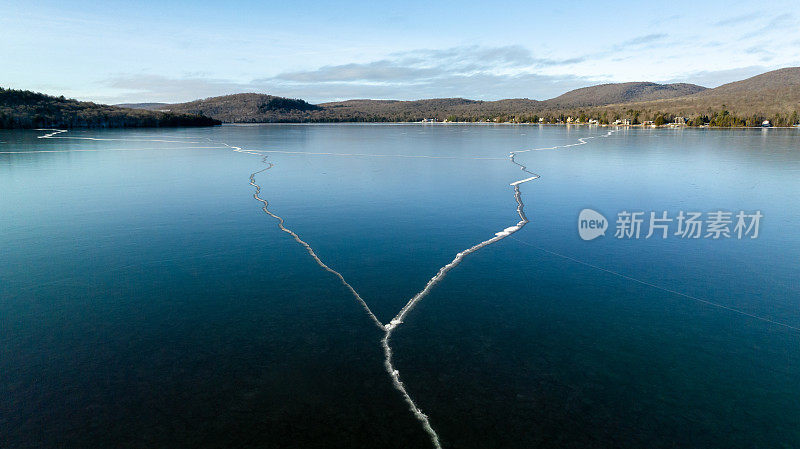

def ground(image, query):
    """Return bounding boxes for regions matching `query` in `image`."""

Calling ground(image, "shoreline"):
[212,122,800,129]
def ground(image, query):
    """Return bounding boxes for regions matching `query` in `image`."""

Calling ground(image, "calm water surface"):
[1,125,799,448]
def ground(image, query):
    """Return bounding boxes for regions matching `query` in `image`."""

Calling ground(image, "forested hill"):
[623,67,800,116]
[567,67,800,127]
[540,82,706,108]
[0,88,221,129]
[126,93,322,122]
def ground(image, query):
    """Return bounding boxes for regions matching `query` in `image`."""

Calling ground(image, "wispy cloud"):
[742,13,797,38]
[621,33,668,47]
[597,33,669,57]
[269,45,585,85]
[104,74,250,102]
[767,13,796,28]
[270,61,439,83]
[714,13,753,27]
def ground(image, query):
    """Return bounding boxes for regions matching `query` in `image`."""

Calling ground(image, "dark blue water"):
[1,125,798,448]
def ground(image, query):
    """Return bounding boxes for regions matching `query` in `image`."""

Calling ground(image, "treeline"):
[0,88,221,129]
[168,102,800,126]
[203,99,799,127]
[437,109,800,127]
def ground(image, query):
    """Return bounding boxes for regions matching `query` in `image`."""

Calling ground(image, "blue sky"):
[2,0,798,103]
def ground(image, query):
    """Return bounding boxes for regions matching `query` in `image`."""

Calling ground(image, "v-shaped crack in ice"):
[35,127,621,449]
[243,129,618,449]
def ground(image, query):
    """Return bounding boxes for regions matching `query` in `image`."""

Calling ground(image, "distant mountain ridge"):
[136,80,712,123]
[26,67,800,127]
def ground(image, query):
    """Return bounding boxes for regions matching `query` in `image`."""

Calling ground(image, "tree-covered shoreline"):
[436,108,799,127]
[0,88,220,129]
